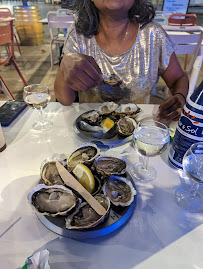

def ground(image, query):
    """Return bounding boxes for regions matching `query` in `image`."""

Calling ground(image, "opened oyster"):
[28,184,78,217]
[81,110,101,125]
[114,103,139,115]
[40,158,66,186]
[66,194,110,230]
[103,176,136,207]
[97,101,119,115]
[103,74,122,87]
[117,117,137,136]
[67,143,100,171]
[93,156,127,176]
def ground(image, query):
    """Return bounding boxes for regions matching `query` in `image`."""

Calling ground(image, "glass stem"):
[38,109,44,125]
[142,156,149,171]
[188,182,199,198]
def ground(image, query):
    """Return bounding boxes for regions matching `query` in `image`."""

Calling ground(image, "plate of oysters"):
[27,143,137,239]
[74,101,141,146]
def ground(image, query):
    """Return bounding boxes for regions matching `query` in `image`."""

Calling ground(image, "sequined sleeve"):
[156,24,175,76]
[62,23,80,55]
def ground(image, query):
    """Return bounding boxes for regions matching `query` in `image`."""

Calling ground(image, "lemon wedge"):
[73,163,95,194]
[101,118,114,133]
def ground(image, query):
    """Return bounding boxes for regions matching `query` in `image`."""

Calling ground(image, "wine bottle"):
[169,80,203,169]
[0,124,6,152]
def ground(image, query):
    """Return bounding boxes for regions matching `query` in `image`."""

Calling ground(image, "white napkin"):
[24,250,50,269]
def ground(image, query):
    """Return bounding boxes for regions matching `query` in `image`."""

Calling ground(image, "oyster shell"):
[115,103,139,115]
[103,176,136,207]
[27,184,78,217]
[97,101,119,115]
[66,194,110,230]
[67,143,100,171]
[103,74,122,86]
[117,117,137,136]
[93,155,127,176]
[40,158,66,186]
[81,110,101,125]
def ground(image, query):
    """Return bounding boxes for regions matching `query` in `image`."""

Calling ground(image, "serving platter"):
[73,108,141,147]
[36,172,136,240]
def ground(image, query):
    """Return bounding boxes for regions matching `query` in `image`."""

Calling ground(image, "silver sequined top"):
[63,21,174,104]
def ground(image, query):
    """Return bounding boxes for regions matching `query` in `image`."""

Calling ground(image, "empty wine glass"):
[131,120,170,181]
[174,142,203,213]
[23,84,53,131]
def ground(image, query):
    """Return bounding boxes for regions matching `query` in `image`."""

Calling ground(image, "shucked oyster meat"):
[93,156,127,176]
[67,143,100,171]
[117,117,137,137]
[66,194,110,230]
[103,74,122,86]
[103,176,136,207]
[97,101,119,115]
[81,110,101,125]
[27,184,78,217]
[41,161,65,186]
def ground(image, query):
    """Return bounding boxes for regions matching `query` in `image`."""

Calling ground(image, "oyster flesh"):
[103,176,136,207]
[66,194,110,230]
[81,110,101,125]
[27,184,78,217]
[117,117,137,136]
[103,74,122,86]
[97,101,119,115]
[67,143,100,171]
[114,103,139,115]
[93,156,127,176]
[40,158,66,186]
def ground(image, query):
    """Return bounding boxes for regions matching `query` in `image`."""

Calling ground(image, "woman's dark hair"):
[70,0,155,37]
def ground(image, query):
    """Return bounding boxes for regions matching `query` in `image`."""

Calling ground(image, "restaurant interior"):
[0,1,203,269]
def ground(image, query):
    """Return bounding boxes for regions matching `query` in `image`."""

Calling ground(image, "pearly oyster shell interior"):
[97,101,119,115]
[103,176,136,207]
[66,194,110,230]
[117,117,137,137]
[28,184,78,217]
[67,143,100,171]
[93,155,127,176]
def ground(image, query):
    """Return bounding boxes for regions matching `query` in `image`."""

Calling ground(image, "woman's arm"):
[158,52,189,121]
[54,53,103,105]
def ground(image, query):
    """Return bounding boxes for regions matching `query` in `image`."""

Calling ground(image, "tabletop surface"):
[0,102,203,269]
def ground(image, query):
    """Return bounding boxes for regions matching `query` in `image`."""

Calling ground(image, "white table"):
[0,102,203,269]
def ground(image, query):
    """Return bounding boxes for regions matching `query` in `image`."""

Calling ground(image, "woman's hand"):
[61,53,103,92]
[157,94,185,121]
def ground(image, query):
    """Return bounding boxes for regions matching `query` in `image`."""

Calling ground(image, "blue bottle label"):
[169,98,203,168]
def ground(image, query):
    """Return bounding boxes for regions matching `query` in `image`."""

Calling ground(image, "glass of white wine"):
[174,142,203,213]
[131,120,170,181]
[23,84,53,131]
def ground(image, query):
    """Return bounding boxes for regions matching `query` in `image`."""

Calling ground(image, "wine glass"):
[174,142,203,213]
[131,120,170,181]
[23,84,53,131]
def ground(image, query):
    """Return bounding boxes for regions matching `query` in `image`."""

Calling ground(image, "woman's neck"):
[96,17,139,56]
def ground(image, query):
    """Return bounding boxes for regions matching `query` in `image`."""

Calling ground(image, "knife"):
[55,162,106,216]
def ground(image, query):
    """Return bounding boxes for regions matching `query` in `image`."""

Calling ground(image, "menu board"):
[162,0,189,13]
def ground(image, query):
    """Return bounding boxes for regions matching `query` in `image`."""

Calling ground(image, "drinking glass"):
[23,84,53,131]
[174,142,203,213]
[131,120,170,181]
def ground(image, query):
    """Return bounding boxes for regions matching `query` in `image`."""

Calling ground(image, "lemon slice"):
[73,163,95,194]
[101,118,114,133]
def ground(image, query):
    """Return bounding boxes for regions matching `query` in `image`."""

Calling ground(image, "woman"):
[54,0,189,121]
